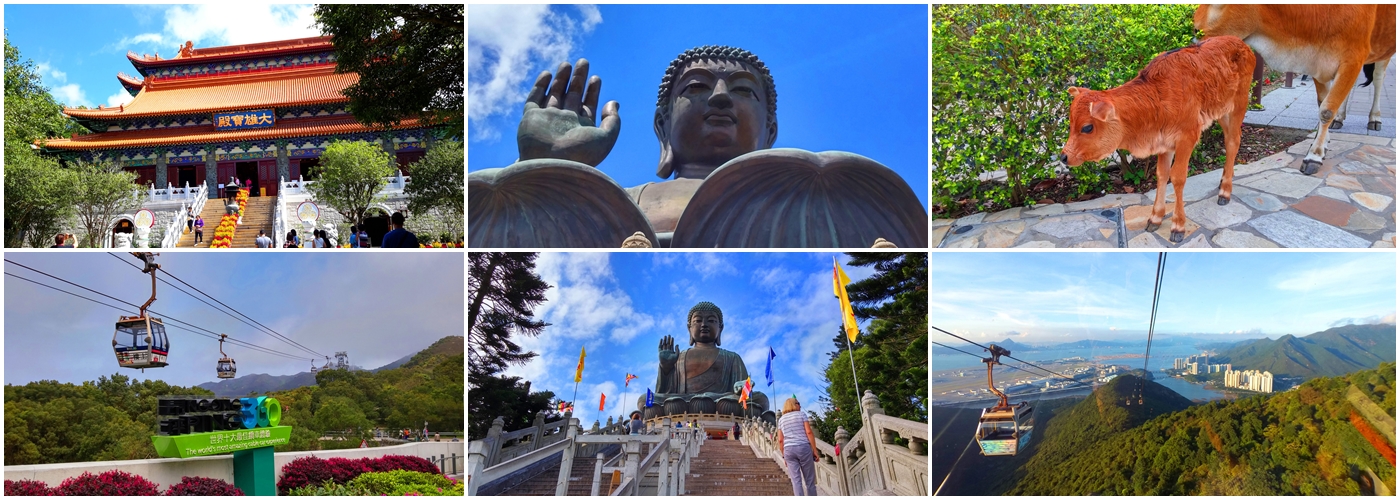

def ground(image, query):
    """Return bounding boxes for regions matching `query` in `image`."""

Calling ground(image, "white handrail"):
[274,176,287,248]
[159,183,207,248]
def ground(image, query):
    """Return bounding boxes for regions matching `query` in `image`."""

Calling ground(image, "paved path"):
[935,133,1396,248]
[1245,56,1396,138]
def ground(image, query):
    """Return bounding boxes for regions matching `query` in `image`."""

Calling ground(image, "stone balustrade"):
[159,184,208,248]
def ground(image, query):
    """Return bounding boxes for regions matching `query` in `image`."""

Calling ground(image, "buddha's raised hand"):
[517,59,621,167]
[659,335,679,369]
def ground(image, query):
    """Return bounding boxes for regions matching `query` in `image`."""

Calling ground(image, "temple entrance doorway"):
[235,162,259,195]
[362,208,390,248]
[177,167,196,189]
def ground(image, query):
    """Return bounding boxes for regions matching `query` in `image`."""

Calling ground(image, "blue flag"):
[765,347,776,387]
[645,388,654,407]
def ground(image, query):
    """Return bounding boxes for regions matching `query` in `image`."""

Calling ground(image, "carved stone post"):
[590,452,605,496]
[834,426,852,496]
[466,440,486,496]
[859,390,889,492]
[154,149,168,191]
[554,418,579,496]
[204,146,219,195]
[485,417,505,466]
[668,432,683,496]
[529,410,546,452]
[622,435,642,495]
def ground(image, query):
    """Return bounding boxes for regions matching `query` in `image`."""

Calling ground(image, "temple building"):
[38,36,444,197]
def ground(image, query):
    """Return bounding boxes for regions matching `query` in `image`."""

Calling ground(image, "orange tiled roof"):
[127,36,334,67]
[40,115,420,151]
[65,65,356,120]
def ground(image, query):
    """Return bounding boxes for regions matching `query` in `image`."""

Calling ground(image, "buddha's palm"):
[516,59,621,167]
[659,335,679,369]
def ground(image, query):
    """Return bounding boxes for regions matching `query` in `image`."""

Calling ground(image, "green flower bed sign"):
[152,426,292,459]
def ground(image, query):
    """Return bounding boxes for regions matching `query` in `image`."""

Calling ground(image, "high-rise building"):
[1175,358,1184,370]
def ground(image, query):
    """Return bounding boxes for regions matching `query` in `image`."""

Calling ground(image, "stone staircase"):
[492,456,601,496]
[176,195,276,248]
[686,439,793,496]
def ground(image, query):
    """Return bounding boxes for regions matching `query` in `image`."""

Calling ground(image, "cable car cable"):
[4,262,313,362]
[108,253,325,358]
[933,326,1096,390]
[1134,252,1167,404]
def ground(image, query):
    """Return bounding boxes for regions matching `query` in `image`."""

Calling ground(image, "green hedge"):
[931,4,1197,212]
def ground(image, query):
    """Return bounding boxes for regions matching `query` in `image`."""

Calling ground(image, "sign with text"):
[213,109,275,131]
[152,426,291,458]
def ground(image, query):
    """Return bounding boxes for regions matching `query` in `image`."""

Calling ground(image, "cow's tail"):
[1360,63,1376,87]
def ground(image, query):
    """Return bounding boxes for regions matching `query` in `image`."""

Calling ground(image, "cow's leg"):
[1329,76,1348,130]
[1302,73,1338,175]
[1217,112,1243,205]
[1145,153,1172,233]
[1368,57,1391,131]
[1167,140,1197,243]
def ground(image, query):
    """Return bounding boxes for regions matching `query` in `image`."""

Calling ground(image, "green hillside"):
[1009,363,1397,495]
[1219,324,1396,378]
[927,397,1080,495]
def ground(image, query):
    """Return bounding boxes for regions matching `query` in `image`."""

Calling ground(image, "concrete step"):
[685,440,793,496]
[494,457,599,496]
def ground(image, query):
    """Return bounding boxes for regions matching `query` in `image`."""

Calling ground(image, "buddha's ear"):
[761,117,777,150]
[655,108,674,179]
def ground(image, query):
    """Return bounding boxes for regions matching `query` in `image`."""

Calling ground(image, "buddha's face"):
[663,59,773,176]
[688,311,723,346]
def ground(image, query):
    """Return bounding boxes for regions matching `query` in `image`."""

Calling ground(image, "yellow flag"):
[574,346,586,383]
[833,258,859,343]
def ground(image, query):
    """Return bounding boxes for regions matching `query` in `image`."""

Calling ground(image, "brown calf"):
[1194,4,1396,175]
[1059,36,1254,243]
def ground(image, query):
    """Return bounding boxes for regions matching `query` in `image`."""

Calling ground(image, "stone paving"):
[935,133,1397,248]
[1245,56,1396,138]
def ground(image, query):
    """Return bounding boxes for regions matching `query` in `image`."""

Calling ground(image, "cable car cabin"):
[975,402,1034,456]
[216,357,236,378]
[113,315,168,369]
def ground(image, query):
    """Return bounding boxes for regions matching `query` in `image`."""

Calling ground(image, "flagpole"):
[844,333,862,404]
[570,381,579,414]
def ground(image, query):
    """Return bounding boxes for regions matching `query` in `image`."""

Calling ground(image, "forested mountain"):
[1009,364,1397,495]
[4,336,464,465]
[1216,324,1396,378]
[196,336,463,396]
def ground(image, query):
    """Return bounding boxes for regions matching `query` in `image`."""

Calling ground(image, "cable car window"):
[151,320,167,351]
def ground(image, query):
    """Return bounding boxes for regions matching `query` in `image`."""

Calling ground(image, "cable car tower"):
[112,252,169,370]
[216,334,236,379]
[974,344,1034,456]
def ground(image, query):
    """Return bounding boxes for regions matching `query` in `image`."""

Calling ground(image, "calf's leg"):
[1218,111,1244,205]
[1145,153,1172,232]
[1168,140,1197,243]
[1368,58,1391,131]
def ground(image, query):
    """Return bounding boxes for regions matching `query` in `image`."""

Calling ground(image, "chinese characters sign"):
[152,395,289,458]
[214,109,275,131]
[152,426,291,458]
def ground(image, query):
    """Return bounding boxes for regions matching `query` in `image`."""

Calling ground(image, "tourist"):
[776,397,818,496]
[357,226,371,248]
[380,212,419,248]
[283,231,298,248]
[629,411,645,435]
[186,211,195,234]
[194,216,204,244]
[255,230,272,248]
[434,432,441,442]
[349,225,361,248]
[311,229,325,248]
[50,234,66,248]
[733,421,741,440]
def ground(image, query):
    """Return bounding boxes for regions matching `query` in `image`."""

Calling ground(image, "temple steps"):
[177,195,234,248]
[492,456,600,496]
[686,439,793,496]
[176,195,276,248]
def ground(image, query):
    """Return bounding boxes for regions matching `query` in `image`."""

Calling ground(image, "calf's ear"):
[1088,100,1116,122]
[1067,87,1083,98]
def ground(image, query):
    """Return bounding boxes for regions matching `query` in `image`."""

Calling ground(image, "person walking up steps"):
[776,397,819,496]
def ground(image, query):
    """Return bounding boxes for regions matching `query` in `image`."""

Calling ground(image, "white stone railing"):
[160,184,207,248]
[146,182,205,204]
[741,390,927,496]
[280,173,411,197]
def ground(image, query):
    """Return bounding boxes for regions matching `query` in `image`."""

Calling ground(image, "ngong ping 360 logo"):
[152,395,292,459]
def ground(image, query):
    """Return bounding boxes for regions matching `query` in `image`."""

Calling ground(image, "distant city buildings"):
[1224,368,1273,393]
[1174,353,1215,375]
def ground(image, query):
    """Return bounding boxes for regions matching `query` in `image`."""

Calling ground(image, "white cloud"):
[164,4,318,47]
[50,84,89,107]
[107,88,135,108]
[468,5,601,140]
[36,62,67,83]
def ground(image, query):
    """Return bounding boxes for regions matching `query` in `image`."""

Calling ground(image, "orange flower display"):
[208,189,249,248]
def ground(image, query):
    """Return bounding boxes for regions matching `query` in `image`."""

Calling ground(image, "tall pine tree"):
[810,252,928,441]
[468,252,556,439]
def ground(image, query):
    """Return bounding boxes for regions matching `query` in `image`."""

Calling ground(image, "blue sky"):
[4,4,320,109]
[501,252,879,426]
[932,251,1397,344]
[468,5,929,209]
[4,253,463,388]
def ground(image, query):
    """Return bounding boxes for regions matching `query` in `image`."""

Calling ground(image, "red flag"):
[625,373,638,387]
[599,393,607,411]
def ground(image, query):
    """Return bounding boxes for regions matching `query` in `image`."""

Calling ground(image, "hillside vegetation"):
[4,336,463,465]
[1010,363,1397,495]
[1217,324,1396,379]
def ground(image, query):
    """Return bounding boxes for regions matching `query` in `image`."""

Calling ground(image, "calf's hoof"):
[1144,221,1161,232]
[1369,121,1383,131]
[1217,195,1231,206]
[1169,231,1185,244]
[1300,160,1321,176]
[1329,120,1344,130]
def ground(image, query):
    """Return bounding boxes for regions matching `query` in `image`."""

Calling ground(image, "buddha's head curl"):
[654,45,778,179]
[687,301,725,346]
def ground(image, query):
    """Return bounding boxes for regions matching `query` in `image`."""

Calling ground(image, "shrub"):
[931,4,1198,212]
[347,470,456,496]
[285,480,370,496]
[277,456,336,495]
[163,476,242,496]
[5,479,52,496]
[53,470,160,496]
[366,455,440,475]
[324,457,370,485]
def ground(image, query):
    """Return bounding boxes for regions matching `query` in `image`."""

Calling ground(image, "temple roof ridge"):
[65,65,354,120]
[126,35,333,69]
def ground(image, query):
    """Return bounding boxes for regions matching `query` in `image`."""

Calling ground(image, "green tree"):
[4,34,83,247]
[71,159,142,248]
[314,4,463,132]
[306,140,395,229]
[5,34,80,147]
[468,252,551,377]
[311,396,375,439]
[404,140,463,220]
